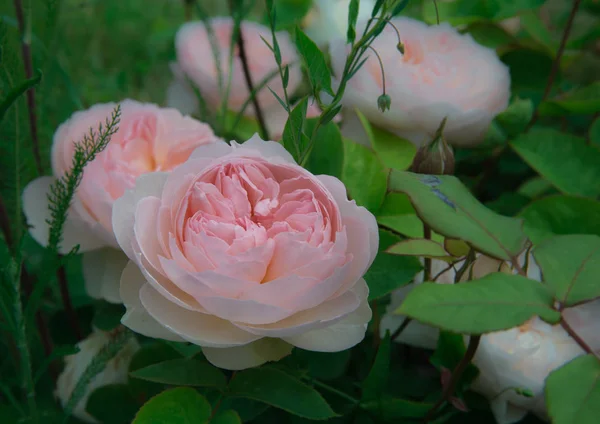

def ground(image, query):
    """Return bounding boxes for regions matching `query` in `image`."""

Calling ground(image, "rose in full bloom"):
[302,0,376,47]
[56,329,140,423]
[23,100,221,302]
[381,254,600,423]
[113,135,378,370]
[331,17,510,147]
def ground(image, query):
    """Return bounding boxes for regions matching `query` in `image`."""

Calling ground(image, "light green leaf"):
[294,28,334,96]
[305,119,343,179]
[211,410,242,424]
[228,367,337,420]
[362,333,391,401]
[539,82,600,116]
[133,387,211,424]
[519,195,600,244]
[354,110,416,170]
[130,359,227,389]
[495,97,534,138]
[546,355,600,424]
[389,171,528,260]
[341,138,388,213]
[517,177,554,199]
[270,0,313,29]
[533,235,600,305]
[590,117,600,148]
[422,0,491,25]
[387,239,450,258]
[396,273,561,334]
[511,128,600,197]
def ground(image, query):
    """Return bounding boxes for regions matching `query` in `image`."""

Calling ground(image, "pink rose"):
[22,100,221,301]
[332,17,510,147]
[113,135,378,370]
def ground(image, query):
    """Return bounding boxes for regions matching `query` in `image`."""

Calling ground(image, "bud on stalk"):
[410,117,455,175]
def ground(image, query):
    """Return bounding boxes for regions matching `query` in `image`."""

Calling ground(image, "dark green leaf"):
[133,387,211,423]
[396,273,561,334]
[361,396,433,419]
[502,49,553,92]
[269,0,313,29]
[282,97,308,162]
[520,10,557,56]
[430,332,479,388]
[228,367,337,420]
[87,384,140,424]
[590,117,600,148]
[389,171,528,260]
[92,301,126,331]
[533,235,600,305]
[293,349,351,381]
[362,333,391,401]
[495,97,534,138]
[546,354,600,424]
[539,82,600,116]
[305,119,343,179]
[294,28,334,96]
[347,0,360,43]
[511,128,600,197]
[0,69,42,123]
[387,239,450,258]
[130,358,227,389]
[212,410,242,424]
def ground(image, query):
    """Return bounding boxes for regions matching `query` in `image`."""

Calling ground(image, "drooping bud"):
[410,117,455,175]
[377,94,391,112]
[397,41,405,55]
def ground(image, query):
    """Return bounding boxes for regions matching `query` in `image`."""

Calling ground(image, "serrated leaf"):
[228,367,337,420]
[387,239,450,258]
[362,333,391,401]
[396,273,561,334]
[533,235,600,306]
[389,171,528,260]
[133,387,211,424]
[511,128,600,197]
[539,82,600,116]
[294,28,334,96]
[130,359,227,389]
[546,355,600,424]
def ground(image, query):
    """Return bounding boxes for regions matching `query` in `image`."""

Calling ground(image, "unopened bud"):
[397,41,405,54]
[377,94,391,112]
[410,117,455,175]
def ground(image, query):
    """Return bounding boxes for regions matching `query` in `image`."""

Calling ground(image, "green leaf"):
[341,138,388,213]
[590,117,600,148]
[212,410,242,424]
[354,109,416,170]
[389,171,528,260]
[502,49,553,92]
[396,273,561,334]
[533,235,600,305]
[228,367,337,420]
[294,28,334,96]
[133,387,211,424]
[347,0,359,43]
[87,384,140,424]
[520,10,558,56]
[517,177,554,199]
[430,332,479,387]
[387,239,450,258]
[362,333,391,401]
[494,97,534,138]
[361,396,433,419]
[511,128,600,197]
[539,82,600,116]
[0,69,42,123]
[130,359,227,389]
[519,195,600,244]
[305,119,343,179]
[546,354,600,424]
[466,22,514,49]
[92,301,126,331]
[282,97,308,162]
[422,0,491,25]
[269,0,313,29]
[365,231,423,301]
[293,349,351,381]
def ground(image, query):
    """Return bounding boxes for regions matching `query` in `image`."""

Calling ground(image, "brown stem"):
[423,224,432,281]
[371,301,381,347]
[231,9,270,140]
[0,195,13,249]
[57,264,83,341]
[391,318,412,342]
[423,335,481,423]
[528,0,582,129]
[12,0,43,175]
[184,0,193,21]
[561,316,600,361]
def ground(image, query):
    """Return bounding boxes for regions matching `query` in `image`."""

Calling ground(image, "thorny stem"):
[423,335,481,423]
[367,45,387,95]
[57,264,82,340]
[12,0,43,175]
[528,0,582,129]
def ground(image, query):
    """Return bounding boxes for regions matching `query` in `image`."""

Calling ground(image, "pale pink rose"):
[174,17,302,116]
[381,253,599,424]
[331,17,510,147]
[112,135,378,370]
[22,100,221,302]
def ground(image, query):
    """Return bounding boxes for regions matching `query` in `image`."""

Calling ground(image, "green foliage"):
[546,355,600,424]
[133,387,211,424]
[282,97,309,163]
[362,333,391,401]
[0,69,42,123]
[87,384,140,424]
[130,358,227,389]
[294,29,335,96]
[397,273,561,333]
[538,82,600,116]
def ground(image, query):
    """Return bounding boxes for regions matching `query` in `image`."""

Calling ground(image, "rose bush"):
[332,17,511,147]
[113,135,378,370]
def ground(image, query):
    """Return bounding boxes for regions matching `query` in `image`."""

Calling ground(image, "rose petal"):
[202,338,293,370]
[82,248,129,303]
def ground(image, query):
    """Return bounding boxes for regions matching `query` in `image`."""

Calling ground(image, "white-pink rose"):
[332,17,510,147]
[113,135,378,370]
[23,100,221,301]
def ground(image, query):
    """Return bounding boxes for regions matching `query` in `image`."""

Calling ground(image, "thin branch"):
[367,45,387,95]
[423,224,432,281]
[423,335,481,423]
[57,264,82,340]
[560,316,600,361]
[391,318,412,342]
[12,0,43,174]
[0,195,13,249]
[528,0,581,129]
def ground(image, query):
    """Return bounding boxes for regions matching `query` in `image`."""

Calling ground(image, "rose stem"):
[12,0,43,175]
[57,264,83,340]
[423,335,481,423]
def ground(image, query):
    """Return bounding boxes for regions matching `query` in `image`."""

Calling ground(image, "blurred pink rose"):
[332,17,510,147]
[22,100,220,302]
[113,135,378,370]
